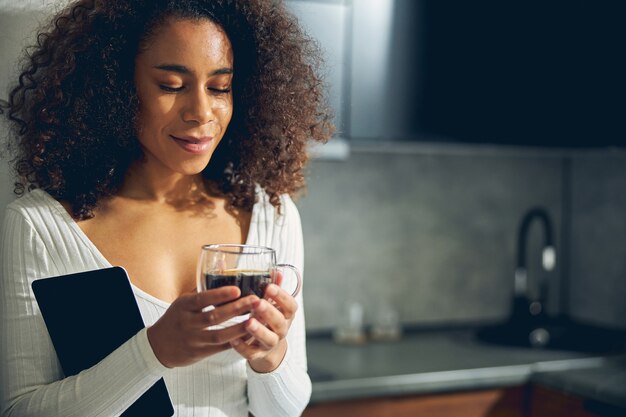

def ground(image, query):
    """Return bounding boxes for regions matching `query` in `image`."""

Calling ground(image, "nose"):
[181,88,215,125]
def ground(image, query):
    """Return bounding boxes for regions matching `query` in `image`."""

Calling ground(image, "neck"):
[119,160,207,204]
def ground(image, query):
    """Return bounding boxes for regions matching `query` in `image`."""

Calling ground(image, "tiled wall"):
[568,153,626,329]
[297,144,566,331]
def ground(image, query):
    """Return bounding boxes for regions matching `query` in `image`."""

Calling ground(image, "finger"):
[244,318,279,350]
[197,342,232,356]
[188,286,242,312]
[229,337,253,357]
[251,299,289,338]
[197,295,260,327]
[272,269,284,288]
[241,334,255,344]
[198,321,251,346]
[229,336,264,362]
[263,284,298,320]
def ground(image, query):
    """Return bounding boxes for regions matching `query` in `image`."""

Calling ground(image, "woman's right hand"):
[146,287,259,368]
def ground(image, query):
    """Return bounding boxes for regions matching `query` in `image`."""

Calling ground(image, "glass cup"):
[197,244,302,300]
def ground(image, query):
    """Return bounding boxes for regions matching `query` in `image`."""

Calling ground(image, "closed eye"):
[210,87,231,94]
[159,85,184,93]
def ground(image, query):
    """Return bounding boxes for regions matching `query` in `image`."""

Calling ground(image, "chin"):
[177,159,212,176]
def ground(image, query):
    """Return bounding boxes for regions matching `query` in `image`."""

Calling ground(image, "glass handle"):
[276,263,302,297]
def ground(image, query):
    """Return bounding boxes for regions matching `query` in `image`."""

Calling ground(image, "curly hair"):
[1,0,333,219]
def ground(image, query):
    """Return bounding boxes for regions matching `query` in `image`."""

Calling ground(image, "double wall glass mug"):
[197,244,302,302]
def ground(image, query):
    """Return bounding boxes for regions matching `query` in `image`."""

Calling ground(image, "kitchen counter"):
[531,355,626,409]
[306,329,624,408]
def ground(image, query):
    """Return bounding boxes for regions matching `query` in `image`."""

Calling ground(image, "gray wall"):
[297,145,626,332]
[0,8,51,213]
[297,145,561,330]
[568,154,626,329]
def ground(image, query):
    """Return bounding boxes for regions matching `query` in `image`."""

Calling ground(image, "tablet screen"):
[32,267,173,416]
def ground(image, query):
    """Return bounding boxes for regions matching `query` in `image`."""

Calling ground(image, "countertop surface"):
[306,329,626,408]
[531,355,626,409]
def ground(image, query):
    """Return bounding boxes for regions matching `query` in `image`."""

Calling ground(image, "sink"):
[475,316,626,354]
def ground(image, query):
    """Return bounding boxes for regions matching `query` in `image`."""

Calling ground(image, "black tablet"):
[32,266,174,417]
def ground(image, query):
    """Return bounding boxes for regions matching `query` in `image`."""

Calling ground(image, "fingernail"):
[266,284,278,297]
[247,320,258,331]
[255,300,266,313]
[231,339,240,347]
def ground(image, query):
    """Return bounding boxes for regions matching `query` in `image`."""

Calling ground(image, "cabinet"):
[529,386,623,417]
[303,385,626,417]
[302,387,527,417]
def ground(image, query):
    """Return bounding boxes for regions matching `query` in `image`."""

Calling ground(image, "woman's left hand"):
[229,280,297,373]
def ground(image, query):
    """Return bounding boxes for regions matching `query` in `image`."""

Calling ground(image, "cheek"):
[136,97,176,132]
[216,99,234,127]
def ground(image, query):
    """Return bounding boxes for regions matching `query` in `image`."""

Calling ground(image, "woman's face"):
[134,17,234,177]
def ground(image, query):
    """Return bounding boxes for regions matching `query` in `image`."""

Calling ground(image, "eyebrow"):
[153,64,233,76]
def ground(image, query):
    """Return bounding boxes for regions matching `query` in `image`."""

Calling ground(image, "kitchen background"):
[1,0,625,335]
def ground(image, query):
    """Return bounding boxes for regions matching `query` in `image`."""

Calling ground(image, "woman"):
[0,0,332,416]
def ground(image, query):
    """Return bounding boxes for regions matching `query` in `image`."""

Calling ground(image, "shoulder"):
[253,188,301,228]
[251,189,303,264]
[4,189,66,229]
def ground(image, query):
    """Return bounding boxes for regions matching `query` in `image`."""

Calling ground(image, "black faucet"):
[477,207,558,348]
[510,207,556,345]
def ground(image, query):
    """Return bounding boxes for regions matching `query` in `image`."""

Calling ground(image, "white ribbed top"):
[0,189,311,417]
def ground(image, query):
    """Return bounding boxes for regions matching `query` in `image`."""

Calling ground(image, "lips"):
[170,135,214,154]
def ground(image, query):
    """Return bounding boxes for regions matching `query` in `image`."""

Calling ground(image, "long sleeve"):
[246,195,312,417]
[0,207,169,417]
